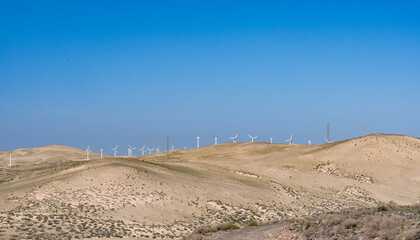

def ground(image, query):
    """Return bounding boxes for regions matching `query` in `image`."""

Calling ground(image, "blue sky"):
[1,1,419,153]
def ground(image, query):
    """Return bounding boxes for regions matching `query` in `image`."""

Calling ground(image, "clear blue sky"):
[1,1,419,153]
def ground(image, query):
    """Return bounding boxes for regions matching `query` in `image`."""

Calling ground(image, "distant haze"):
[0,1,419,153]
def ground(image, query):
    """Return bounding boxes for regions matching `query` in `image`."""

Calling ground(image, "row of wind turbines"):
[84,134,335,160]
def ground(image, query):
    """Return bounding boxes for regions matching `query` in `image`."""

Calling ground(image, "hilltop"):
[0,134,418,239]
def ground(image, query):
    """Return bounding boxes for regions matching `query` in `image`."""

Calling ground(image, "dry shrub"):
[321,214,344,227]
[403,228,420,240]
[303,228,315,238]
[215,223,230,231]
[192,226,209,235]
[364,215,405,239]
[378,228,400,240]
[386,200,399,209]
[352,208,373,218]
[186,233,204,240]
[332,224,346,236]
[214,223,239,231]
[342,219,358,229]
[378,215,405,229]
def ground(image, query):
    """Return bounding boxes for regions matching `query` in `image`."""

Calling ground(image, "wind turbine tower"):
[285,135,293,145]
[156,145,160,153]
[9,153,12,167]
[86,145,91,160]
[308,140,312,145]
[196,136,200,148]
[100,147,103,159]
[111,145,118,157]
[269,137,273,144]
[128,145,136,156]
[213,136,218,145]
[140,145,146,155]
[248,135,257,143]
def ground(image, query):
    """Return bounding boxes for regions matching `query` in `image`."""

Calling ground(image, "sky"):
[1,1,419,154]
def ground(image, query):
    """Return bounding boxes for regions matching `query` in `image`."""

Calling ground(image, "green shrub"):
[377,206,388,212]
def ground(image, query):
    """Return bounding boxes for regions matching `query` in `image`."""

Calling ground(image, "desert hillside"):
[0,134,419,239]
[0,145,107,167]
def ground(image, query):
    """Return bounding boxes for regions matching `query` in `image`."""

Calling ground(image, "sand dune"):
[0,134,418,239]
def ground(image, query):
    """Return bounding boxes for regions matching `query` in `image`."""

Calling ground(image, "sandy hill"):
[0,145,107,167]
[0,134,418,239]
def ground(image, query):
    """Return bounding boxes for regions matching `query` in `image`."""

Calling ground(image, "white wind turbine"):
[212,136,218,145]
[147,147,152,154]
[128,145,136,156]
[9,153,12,167]
[269,137,273,144]
[196,136,200,148]
[111,145,118,157]
[86,145,92,160]
[229,134,238,143]
[285,135,293,145]
[308,140,312,145]
[100,147,103,159]
[248,135,258,143]
[156,145,160,153]
[171,145,174,151]
[139,145,146,155]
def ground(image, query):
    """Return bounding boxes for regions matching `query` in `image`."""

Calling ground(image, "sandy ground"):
[0,134,419,239]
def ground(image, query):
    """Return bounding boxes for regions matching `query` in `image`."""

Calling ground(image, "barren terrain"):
[0,134,419,239]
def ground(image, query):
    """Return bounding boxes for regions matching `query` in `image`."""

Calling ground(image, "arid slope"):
[0,134,418,239]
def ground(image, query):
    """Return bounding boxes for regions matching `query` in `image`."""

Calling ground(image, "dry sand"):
[0,134,419,239]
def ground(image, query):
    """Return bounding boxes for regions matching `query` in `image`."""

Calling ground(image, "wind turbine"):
[111,145,118,157]
[285,135,293,145]
[156,145,160,153]
[9,153,12,167]
[139,145,146,155]
[324,139,334,143]
[269,137,273,144]
[171,145,174,151]
[147,147,152,154]
[196,136,200,148]
[100,147,103,159]
[86,145,92,160]
[128,145,136,156]
[229,134,238,143]
[308,140,312,145]
[248,135,257,143]
[212,136,218,145]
